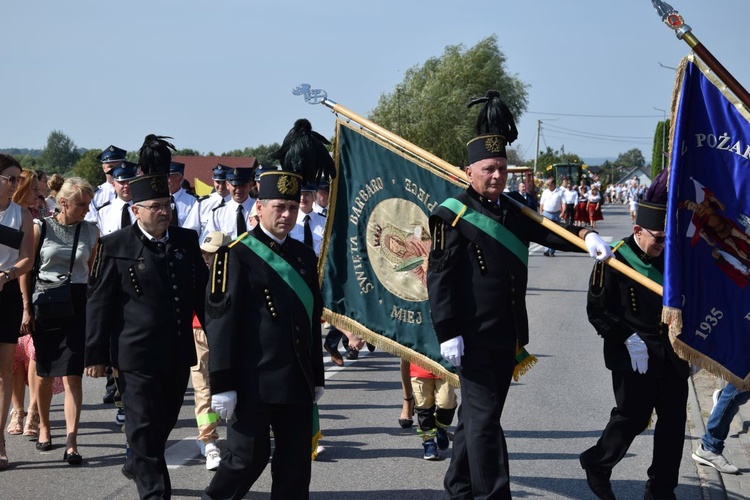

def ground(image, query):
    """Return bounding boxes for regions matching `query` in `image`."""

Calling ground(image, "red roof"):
[173,156,259,187]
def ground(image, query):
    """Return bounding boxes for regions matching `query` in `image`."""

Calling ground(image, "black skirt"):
[0,280,22,344]
[33,284,87,377]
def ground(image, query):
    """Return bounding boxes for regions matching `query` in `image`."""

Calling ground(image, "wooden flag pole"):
[291,84,664,296]
[651,0,750,109]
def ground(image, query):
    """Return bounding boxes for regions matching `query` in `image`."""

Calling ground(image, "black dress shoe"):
[36,440,52,452]
[63,450,82,465]
[345,349,359,360]
[580,455,615,500]
[102,388,116,404]
[121,464,135,481]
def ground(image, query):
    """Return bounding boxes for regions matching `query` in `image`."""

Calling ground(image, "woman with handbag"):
[0,154,35,470]
[20,177,98,465]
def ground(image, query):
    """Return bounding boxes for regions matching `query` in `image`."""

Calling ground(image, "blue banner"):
[665,56,750,387]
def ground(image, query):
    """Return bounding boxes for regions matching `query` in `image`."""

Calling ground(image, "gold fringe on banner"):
[323,308,460,387]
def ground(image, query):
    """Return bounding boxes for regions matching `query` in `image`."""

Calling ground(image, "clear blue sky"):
[2,0,748,164]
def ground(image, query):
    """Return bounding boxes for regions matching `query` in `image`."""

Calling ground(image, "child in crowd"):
[410,363,457,460]
[629,194,638,223]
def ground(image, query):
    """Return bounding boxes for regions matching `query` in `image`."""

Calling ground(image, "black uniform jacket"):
[427,187,584,350]
[206,225,324,405]
[587,235,689,378]
[85,224,207,372]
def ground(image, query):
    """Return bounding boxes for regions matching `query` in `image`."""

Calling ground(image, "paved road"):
[2,202,712,499]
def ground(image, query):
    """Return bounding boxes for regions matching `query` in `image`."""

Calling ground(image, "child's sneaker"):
[436,428,450,450]
[423,439,439,461]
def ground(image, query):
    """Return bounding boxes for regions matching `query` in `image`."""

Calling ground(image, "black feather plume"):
[467,90,518,144]
[271,119,336,183]
[138,134,176,175]
[645,167,669,204]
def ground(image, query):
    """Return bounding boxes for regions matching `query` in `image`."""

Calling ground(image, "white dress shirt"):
[85,181,115,222]
[289,210,326,256]
[202,196,256,241]
[96,197,134,235]
[171,187,198,227]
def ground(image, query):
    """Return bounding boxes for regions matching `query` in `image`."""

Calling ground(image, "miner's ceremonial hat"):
[466,90,518,165]
[130,174,170,203]
[635,201,667,231]
[258,171,303,201]
[97,145,127,163]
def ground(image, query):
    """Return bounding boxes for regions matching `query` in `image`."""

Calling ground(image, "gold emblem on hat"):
[277,174,300,195]
[485,136,503,153]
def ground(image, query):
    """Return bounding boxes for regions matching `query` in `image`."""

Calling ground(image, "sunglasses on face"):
[642,227,665,244]
[0,174,20,185]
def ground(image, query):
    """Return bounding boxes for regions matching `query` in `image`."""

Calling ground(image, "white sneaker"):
[712,389,722,412]
[205,446,221,471]
[692,445,739,474]
[115,408,125,425]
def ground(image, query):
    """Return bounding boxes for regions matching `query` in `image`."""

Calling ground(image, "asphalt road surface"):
[1,203,708,499]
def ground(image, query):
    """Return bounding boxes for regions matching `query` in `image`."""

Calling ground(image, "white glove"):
[211,390,238,420]
[314,386,325,403]
[624,333,649,374]
[440,336,465,367]
[585,232,613,262]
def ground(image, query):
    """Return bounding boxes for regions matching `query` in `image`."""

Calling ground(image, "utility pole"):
[534,120,541,175]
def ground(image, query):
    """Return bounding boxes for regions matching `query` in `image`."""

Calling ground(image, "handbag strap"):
[34,217,82,283]
[65,222,83,279]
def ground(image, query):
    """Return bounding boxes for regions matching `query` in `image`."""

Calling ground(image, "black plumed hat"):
[466,90,518,164]
[636,168,668,230]
[270,118,336,183]
[138,134,175,175]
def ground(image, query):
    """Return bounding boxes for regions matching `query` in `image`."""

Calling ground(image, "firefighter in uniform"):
[580,196,689,500]
[426,91,612,499]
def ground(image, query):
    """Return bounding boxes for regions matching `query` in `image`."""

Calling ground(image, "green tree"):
[368,35,529,167]
[71,150,106,187]
[221,143,281,166]
[39,130,80,171]
[175,148,202,156]
[651,119,670,178]
[615,148,646,169]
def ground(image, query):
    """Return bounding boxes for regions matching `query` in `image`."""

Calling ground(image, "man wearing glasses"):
[85,172,207,499]
[581,196,689,500]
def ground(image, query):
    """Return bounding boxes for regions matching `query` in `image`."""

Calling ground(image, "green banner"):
[320,121,465,383]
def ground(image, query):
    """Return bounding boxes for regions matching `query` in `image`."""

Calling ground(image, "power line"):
[543,123,652,140]
[528,111,663,119]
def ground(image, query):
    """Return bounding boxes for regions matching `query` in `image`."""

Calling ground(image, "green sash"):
[611,240,664,286]
[237,235,314,328]
[440,198,528,267]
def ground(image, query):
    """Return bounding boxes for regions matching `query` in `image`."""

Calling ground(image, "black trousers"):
[203,400,313,500]
[580,362,688,497]
[444,346,516,500]
[121,367,190,500]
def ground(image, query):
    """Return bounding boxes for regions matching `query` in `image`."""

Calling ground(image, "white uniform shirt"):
[85,181,115,222]
[183,192,228,238]
[171,188,198,227]
[562,188,579,205]
[289,209,326,256]
[203,196,256,241]
[96,198,134,235]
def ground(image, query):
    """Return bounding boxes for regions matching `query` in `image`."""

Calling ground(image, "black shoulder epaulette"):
[188,191,199,199]
[198,194,211,202]
[96,200,111,211]
[206,246,231,318]
[211,200,226,212]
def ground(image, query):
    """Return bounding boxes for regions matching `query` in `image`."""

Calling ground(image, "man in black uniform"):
[580,195,689,500]
[202,168,325,499]
[426,91,612,500]
[85,167,208,497]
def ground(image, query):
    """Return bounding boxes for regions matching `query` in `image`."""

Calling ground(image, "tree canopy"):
[222,143,281,166]
[614,148,646,169]
[368,35,529,167]
[71,150,105,187]
[39,130,80,172]
[651,119,670,178]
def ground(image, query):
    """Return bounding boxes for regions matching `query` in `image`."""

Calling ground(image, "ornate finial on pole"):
[651,0,692,40]
[292,84,335,105]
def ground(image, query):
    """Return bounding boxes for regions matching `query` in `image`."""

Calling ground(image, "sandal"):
[23,409,39,438]
[399,396,414,428]
[6,409,24,435]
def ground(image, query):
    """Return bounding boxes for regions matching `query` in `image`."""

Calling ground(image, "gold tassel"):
[513,344,538,382]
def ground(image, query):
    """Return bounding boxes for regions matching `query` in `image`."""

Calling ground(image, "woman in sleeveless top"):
[21,178,98,464]
[0,154,35,470]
